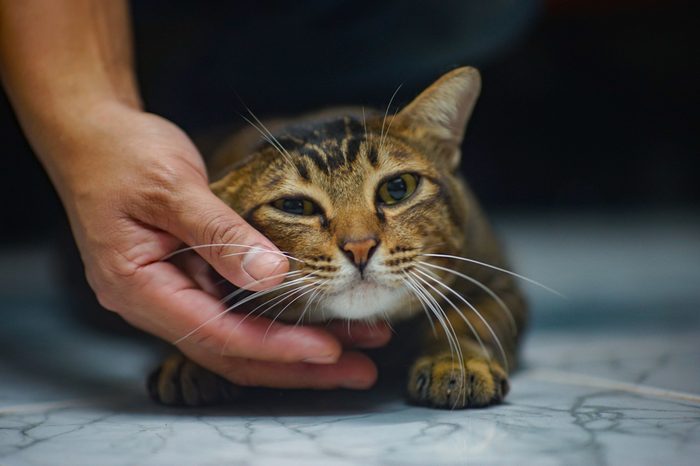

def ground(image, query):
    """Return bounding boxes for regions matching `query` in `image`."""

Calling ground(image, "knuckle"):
[83,249,143,312]
[100,249,140,281]
[198,212,250,258]
[135,191,176,222]
[130,163,188,221]
[144,160,184,194]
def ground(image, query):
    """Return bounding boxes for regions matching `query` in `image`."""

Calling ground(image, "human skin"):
[0,0,390,390]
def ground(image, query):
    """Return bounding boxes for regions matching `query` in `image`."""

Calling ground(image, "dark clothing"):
[130,0,538,132]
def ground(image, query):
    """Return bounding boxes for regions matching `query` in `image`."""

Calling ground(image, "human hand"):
[43,101,391,389]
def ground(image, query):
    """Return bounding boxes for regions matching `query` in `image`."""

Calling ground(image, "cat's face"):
[212,67,481,322]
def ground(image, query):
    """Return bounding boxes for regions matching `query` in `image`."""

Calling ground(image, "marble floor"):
[1,212,699,466]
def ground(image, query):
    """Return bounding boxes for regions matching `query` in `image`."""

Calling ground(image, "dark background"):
[1,0,698,244]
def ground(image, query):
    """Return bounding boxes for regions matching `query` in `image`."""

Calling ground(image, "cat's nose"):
[341,237,379,273]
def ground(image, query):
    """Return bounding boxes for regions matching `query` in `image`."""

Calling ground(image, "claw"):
[408,355,508,409]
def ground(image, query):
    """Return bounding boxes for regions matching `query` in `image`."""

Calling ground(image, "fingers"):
[326,320,393,349]
[149,186,289,291]
[122,260,346,364]
[88,219,387,388]
[168,251,220,297]
[182,345,378,390]
[53,110,382,392]
[121,262,382,390]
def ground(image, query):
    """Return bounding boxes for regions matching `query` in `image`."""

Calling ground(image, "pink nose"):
[341,238,379,272]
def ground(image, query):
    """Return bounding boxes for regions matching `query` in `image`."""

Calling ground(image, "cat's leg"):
[147,353,241,406]
[407,336,510,409]
[407,282,526,409]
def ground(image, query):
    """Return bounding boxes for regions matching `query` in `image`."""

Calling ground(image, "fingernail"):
[302,354,338,364]
[241,243,285,281]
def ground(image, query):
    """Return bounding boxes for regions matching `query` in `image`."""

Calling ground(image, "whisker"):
[361,106,376,159]
[174,273,313,345]
[237,104,298,172]
[361,106,369,143]
[414,268,509,373]
[243,106,296,163]
[258,282,317,325]
[419,253,565,298]
[263,283,323,341]
[219,250,301,263]
[216,269,303,307]
[294,280,329,327]
[162,243,303,263]
[410,271,489,362]
[406,275,462,358]
[240,114,284,151]
[212,269,301,297]
[249,282,313,320]
[218,281,310,355]
[312,285,327,321]
[400,275,437,337]
[218,277,316,355]
[294,290,319,327]
[416,261,517,336]
[405,273,457,360]
[380,84,403,153]
[406,272,467,408]
[236,277,316,326]
[381,108,400,154]
[239,113,301,178]
[379,310,396,334]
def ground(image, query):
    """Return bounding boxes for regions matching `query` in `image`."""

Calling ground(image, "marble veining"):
[2,367,699,466]
[1,213,699,465]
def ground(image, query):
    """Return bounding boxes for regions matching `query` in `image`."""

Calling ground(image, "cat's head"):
[212,67,481,322]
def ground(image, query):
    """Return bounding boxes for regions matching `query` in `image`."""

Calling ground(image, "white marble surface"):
[1,212,699,466]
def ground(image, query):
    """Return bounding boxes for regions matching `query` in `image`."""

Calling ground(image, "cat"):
[147,67,527,409]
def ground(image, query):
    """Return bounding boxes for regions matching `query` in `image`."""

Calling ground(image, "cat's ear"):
[394,67,481,163]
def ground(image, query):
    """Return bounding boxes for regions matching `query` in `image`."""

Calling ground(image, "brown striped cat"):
[148,67,527,409]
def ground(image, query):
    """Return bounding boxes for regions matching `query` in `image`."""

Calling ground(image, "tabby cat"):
[148,67,527,409]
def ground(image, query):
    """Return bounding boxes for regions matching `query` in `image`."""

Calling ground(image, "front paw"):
[407,354,509,409]
[147,354,241,407]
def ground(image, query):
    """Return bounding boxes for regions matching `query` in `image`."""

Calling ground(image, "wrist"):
[0,0,142,139]
[27,98,142,193]
[14,85,140,141]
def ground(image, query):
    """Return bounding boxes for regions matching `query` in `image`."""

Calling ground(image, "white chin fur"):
[317,280,412,321]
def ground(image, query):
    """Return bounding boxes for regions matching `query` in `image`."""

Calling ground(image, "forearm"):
[0,0,141,173]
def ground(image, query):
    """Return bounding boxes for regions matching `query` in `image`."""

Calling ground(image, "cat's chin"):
[313,279,414,322]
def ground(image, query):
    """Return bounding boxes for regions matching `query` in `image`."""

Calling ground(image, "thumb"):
[166,186,289,291]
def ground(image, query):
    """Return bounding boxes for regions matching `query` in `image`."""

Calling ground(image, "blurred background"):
[2,0,697,245]
[0,0,697,325]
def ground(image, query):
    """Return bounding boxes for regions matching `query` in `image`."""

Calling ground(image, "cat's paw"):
[407,354,509,409]
[147,354,240,407]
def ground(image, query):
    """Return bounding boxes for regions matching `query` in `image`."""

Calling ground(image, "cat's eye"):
[377,173,419,205]
[272,198,319,216]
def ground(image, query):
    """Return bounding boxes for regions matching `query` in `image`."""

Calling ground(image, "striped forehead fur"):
[255,114,381,174]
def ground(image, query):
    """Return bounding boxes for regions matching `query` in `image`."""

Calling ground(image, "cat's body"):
[148,67,527,409]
